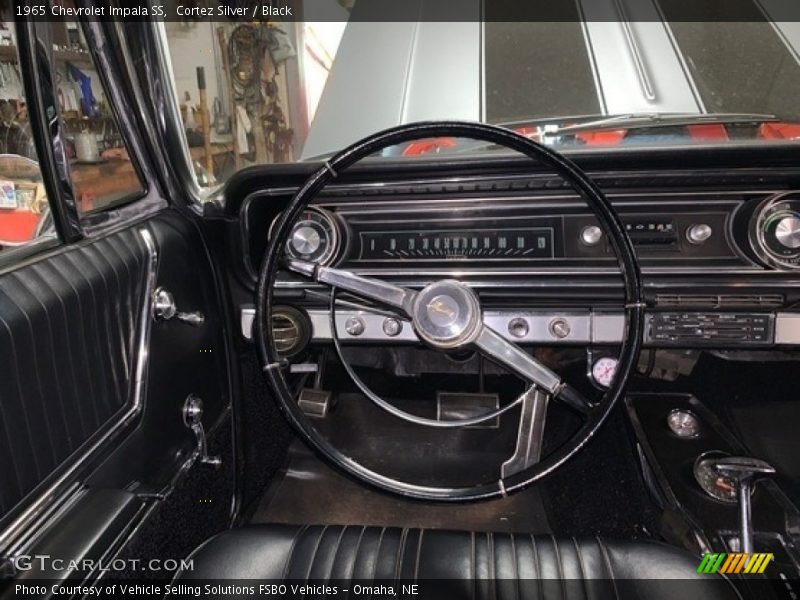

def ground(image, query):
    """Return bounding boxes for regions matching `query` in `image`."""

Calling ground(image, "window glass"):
[51,18,145,214]
[160,8,800,192]
[0,20,54,255]
[163,19,346,191]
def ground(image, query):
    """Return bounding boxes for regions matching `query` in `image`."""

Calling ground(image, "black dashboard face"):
[232,157,800,351]
[248,190,748,274]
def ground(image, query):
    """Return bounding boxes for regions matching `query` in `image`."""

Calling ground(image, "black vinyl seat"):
[175,524,741,599]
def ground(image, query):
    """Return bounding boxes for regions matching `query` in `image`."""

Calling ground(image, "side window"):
[0,20,54,255]
[51,19,145,214]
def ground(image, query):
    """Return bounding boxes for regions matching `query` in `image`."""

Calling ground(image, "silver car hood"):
[302,0,800,159]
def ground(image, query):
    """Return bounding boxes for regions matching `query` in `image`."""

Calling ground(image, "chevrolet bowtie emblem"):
[428,299,456,318]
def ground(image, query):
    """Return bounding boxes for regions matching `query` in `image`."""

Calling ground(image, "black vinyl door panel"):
[89,212,232,491]
[0,226,149,523]
[0,209,234,570]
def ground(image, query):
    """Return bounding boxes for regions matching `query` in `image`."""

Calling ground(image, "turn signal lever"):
[710,456,776,554]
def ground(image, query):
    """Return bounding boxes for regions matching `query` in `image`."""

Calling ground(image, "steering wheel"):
[257,121,644,501]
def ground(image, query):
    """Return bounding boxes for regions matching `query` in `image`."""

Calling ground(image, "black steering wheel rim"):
[257,121,645,501]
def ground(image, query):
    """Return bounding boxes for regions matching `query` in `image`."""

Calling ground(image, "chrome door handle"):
[153,287,205,327]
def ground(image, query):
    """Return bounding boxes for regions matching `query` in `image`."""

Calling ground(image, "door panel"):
[0,226,151,525]
[0,14,237,586]
[88,212,233,491]
[0,211,236,584]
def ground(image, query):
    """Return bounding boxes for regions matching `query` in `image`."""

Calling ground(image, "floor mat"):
[251,442,552,534]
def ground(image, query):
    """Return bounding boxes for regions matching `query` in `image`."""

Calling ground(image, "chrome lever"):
[711,456,776,554]
[182,395,221,468]
[153,287,205,327]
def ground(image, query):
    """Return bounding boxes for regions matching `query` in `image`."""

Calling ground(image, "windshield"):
[162,5,800,189]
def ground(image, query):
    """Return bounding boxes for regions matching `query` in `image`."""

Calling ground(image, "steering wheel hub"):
[412,280,482,349]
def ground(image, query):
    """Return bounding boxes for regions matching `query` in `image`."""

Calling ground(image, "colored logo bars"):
[698,552,774,574]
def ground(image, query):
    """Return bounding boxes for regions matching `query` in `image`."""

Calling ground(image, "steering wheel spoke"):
[473,324,562,393]
[286,259,417,318]
[501,386,550,478]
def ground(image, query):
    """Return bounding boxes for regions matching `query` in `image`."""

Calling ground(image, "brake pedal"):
[298,388,333,418]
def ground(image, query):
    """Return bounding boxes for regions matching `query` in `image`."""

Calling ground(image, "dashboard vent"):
[271,306,310,356]
[655,294,784,309]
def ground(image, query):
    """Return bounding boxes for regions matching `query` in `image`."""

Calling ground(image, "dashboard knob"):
[344,316,365,336]
[508,317,529,339]
[775,216,800,249]
[686,223,713,244]
[549,318,571,339]
[580,225,603,246]
[382,317,403,337]
[291,225,322,255]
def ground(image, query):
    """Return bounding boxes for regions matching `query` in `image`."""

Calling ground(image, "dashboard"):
[230,161,800,354]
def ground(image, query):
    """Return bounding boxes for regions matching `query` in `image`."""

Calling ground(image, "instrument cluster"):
[259,190,800,275]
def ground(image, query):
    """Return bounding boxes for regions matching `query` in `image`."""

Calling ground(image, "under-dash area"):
[252,441,552,534]
[251,356,661,539]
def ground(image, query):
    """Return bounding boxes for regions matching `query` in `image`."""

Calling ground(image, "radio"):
[649,313,773,345]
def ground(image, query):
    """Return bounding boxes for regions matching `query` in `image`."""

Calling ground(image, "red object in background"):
[576,130,627,146]
[402,137,457,156]
[758,122,800,140]
[512,127,541,140]
[687,123,729,141]
[0,210,39,244]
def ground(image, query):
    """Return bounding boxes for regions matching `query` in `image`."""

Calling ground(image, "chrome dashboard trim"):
[775,313,800,345]
[243,305,800,347]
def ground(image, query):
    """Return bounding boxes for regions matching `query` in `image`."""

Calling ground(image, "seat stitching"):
[347,526,366,585]
[552,535,566,600]
[489,533,497,600]
[371,527,386,586]
[530,534,542,600]
[572,539,589,600]
[281,525,309,580]
[395,527,409,581]
[596,537,620,600]
[471,531,476,600]
[413,529,424,582]
[305,525,329,580]
[510,534,520,600]
[327,526,347,584]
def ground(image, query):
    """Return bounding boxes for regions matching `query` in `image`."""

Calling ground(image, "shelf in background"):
[0,44,93,67]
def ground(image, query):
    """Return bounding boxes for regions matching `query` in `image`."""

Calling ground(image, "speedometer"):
[358,227,554,261]
[284,208,340,265]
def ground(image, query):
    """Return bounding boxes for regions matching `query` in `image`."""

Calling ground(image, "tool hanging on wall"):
[263,75,293,162]
[223,22,295,163]
[196,66,214,175]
